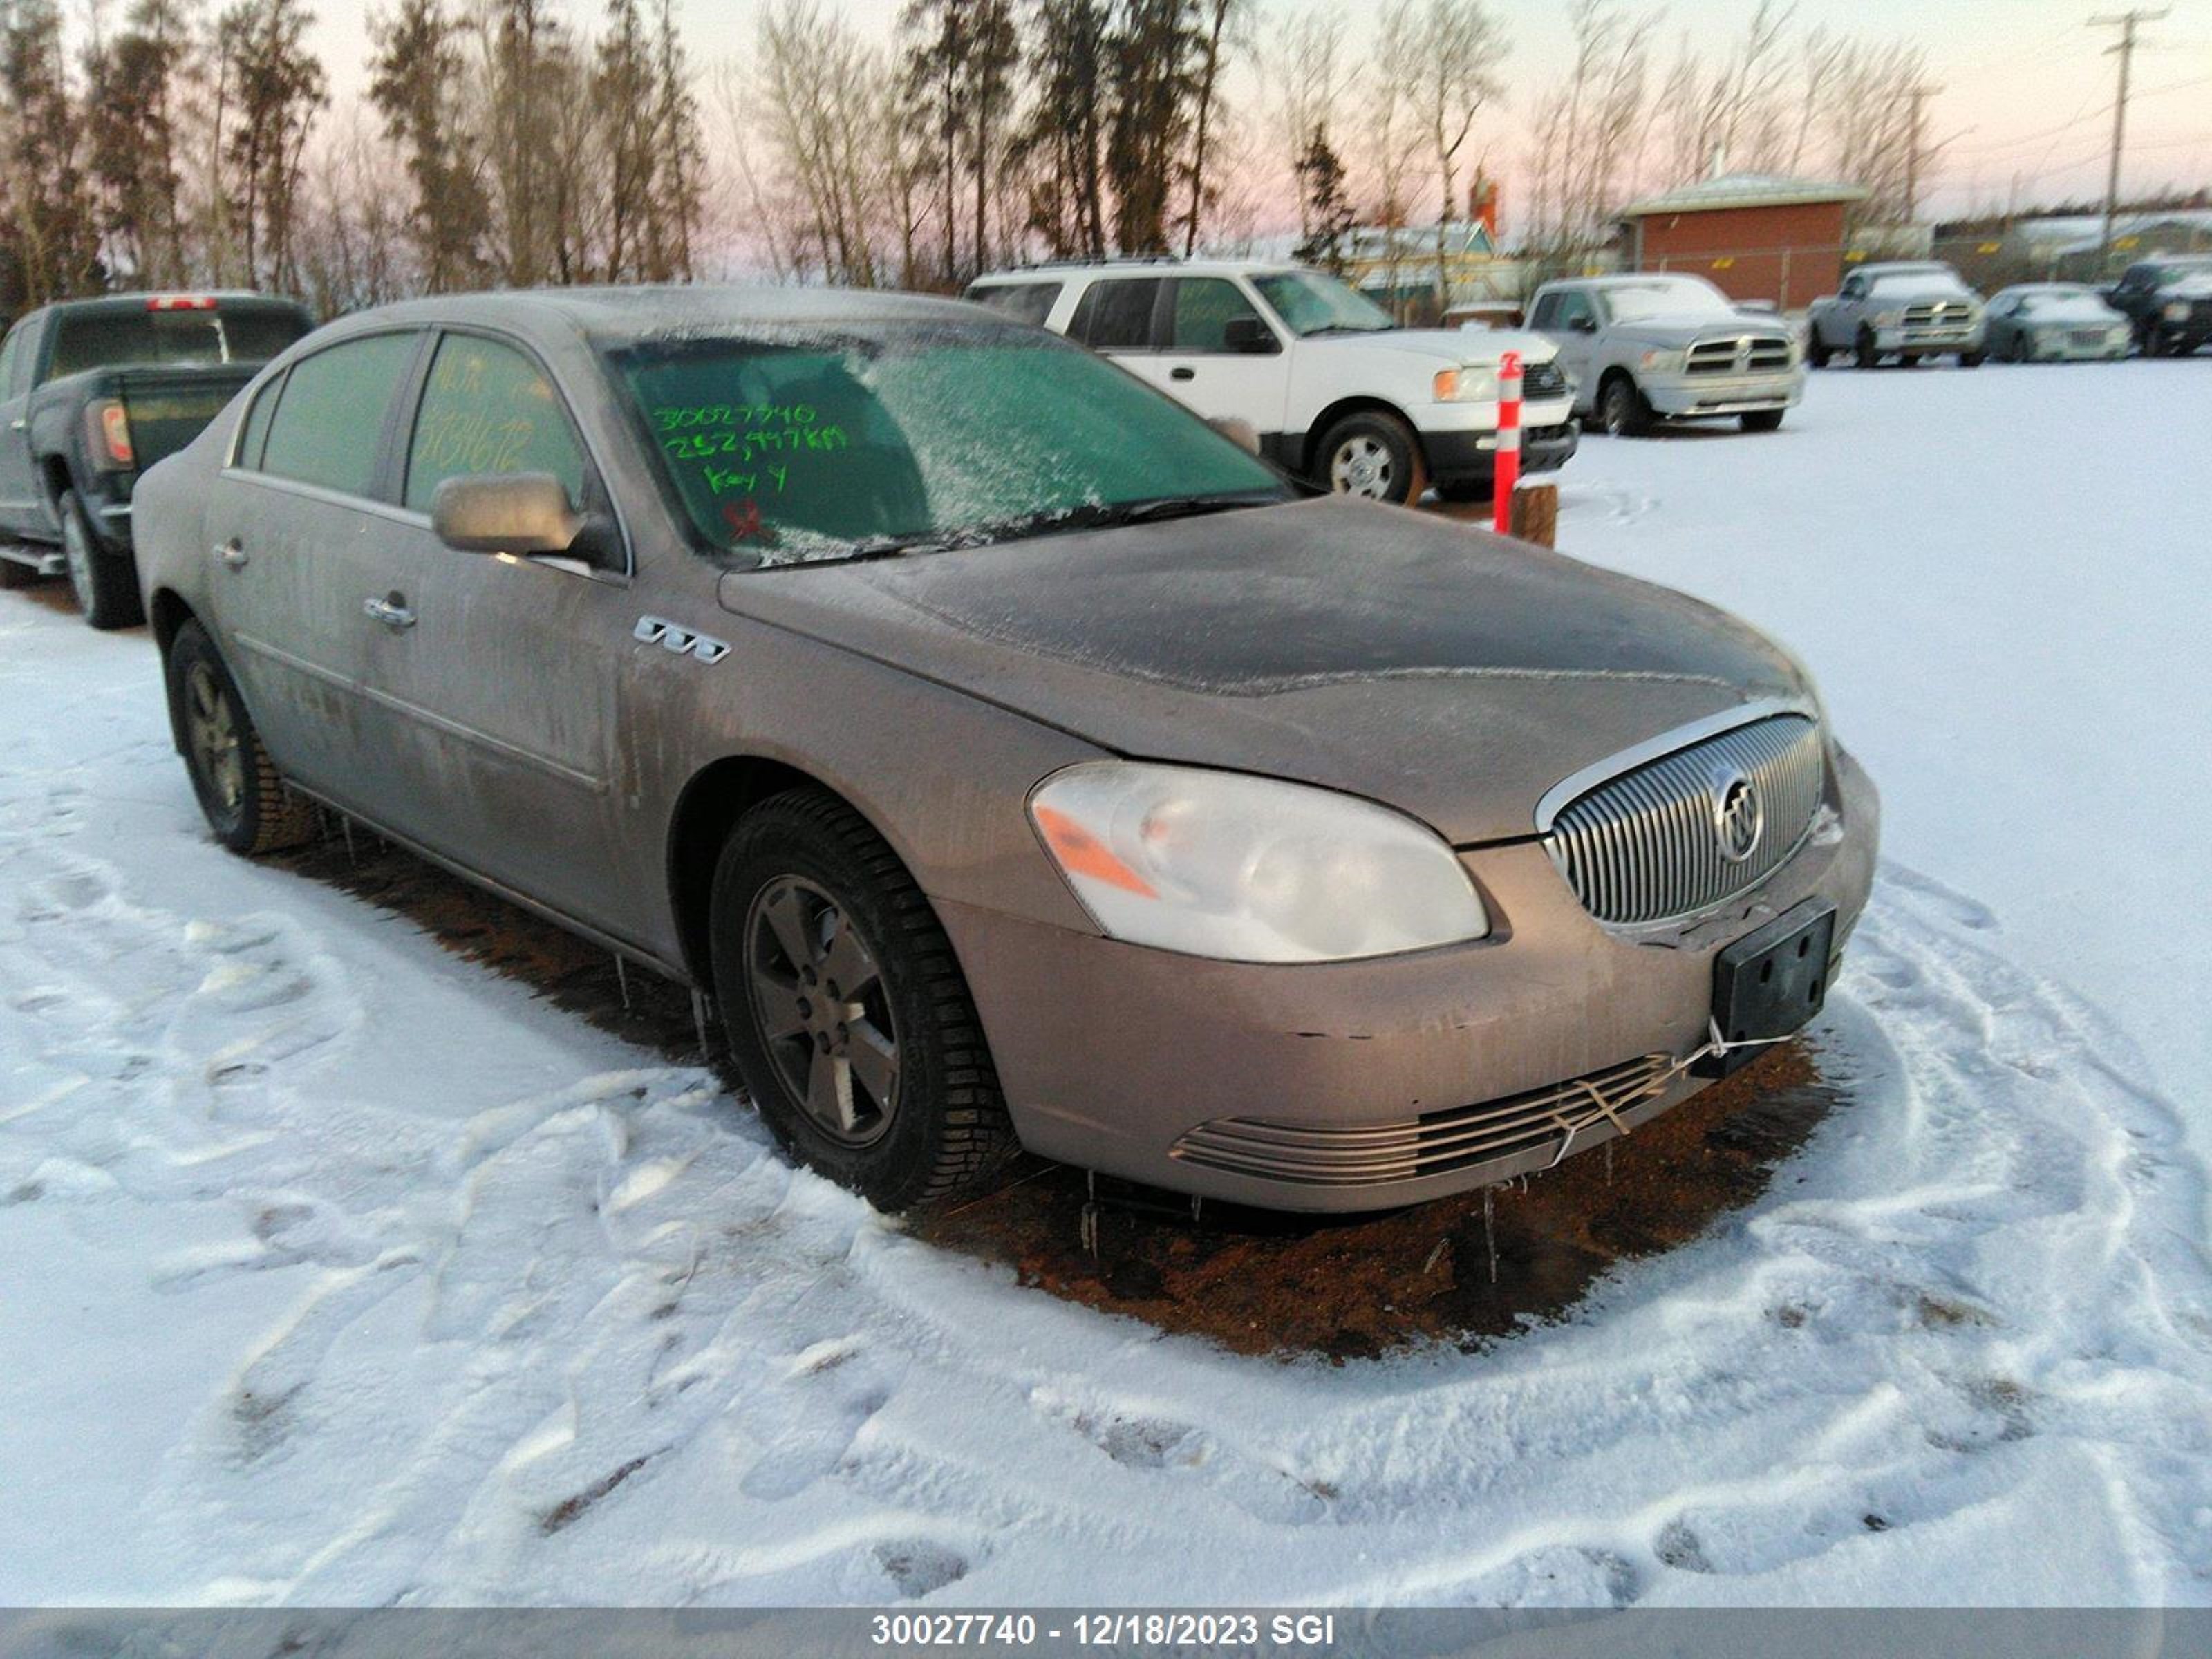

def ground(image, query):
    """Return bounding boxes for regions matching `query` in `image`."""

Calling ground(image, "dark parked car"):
[134,288,1878,1215]
[2105,255,2212,356]
[0,291,315,627]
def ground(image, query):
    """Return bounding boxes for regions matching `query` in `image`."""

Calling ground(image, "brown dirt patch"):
[269,820,1848,1362]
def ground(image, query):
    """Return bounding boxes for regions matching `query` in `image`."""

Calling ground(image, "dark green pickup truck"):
[0,292,315,627]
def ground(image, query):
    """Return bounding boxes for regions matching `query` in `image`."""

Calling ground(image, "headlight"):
[1029,762,1490,962]
[1872,309,1902,328]
[2165,301,2191,322]
[1637,347,1684,373]
[1432,366,1499,402]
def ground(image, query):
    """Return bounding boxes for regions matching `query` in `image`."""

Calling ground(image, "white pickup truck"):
[1807,261,1987,368]
[966,259,1577,507]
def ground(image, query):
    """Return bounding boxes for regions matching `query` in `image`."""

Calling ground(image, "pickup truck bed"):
[0,292,314,627]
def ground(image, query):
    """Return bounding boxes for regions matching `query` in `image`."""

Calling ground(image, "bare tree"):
[1660,0,1795,185]
[1259,6,1347,242]
[1413,0,1507,308]
[1523,0,1656,284]
[1177,0,1243,255]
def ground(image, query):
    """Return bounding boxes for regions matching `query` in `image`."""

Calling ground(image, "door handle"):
[8,419,24,432]
[363,594,416,630]
[215,540,247,570]
[1170,367,1195,381]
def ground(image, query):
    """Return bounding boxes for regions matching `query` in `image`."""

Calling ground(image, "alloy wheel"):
[1329,435,1394,500]
[744,874,901,1147]
[183,661,246,817]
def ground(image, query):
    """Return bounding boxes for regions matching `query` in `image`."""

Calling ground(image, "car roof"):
[315,284,993,349]
[971,261,1306,283]
[1548,273,1714,288]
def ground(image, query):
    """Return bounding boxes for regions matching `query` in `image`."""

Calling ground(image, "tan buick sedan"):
[134,288,1877,1213]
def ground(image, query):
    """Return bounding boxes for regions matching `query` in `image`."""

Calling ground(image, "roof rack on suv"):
[995,254,1185,273]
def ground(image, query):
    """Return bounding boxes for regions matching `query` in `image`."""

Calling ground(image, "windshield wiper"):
[1114,492,1281,525]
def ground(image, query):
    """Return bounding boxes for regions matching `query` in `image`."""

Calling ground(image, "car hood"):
[716,498,1811,845]
[1612,315,1788,346]
[1320,326,1558,367]
[2022,297,2126,324]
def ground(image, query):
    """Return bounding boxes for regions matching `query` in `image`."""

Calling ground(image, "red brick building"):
[1616,173,1869,311]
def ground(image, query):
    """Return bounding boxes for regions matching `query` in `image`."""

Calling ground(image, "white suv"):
[965,259,1577,507]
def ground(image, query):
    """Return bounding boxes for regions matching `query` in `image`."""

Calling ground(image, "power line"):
[2088,8,2171,267]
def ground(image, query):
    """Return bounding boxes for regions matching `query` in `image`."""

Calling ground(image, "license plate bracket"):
[1696,899,1837,1077]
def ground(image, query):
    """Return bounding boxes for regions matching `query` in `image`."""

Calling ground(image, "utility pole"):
[1901,81,1945,223]
[2089,8,2168,272]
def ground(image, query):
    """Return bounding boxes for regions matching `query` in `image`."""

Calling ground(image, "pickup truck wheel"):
[2008,335,2033,363]
[1958,348,1986,368]
[59,490,143,630]
[1810,343,1836,368]
[166,619,318,855]
[1597,374,1649,437]
[1740,410,1785,433]
[710,787,1017,1213]
[1317,411,1426,505]
[1855,327,1884,368]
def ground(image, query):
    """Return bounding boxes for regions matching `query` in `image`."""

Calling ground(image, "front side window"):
[608,322,1286,568]
[1068,279,1163,350]
[1169,279,1268,353]
[404,335,588,514]
[1248,271,1394,337]
[966,283,1062,328]
[259,332,420,499]
[1549,291,1597,331]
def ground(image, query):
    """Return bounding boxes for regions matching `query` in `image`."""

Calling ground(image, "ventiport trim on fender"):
[634,616,731,664]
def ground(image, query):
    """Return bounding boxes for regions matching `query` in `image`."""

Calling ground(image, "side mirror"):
[432,473,585,557]
[1222,316,1279,355]
[1570,315,1597,334]
[1207,415,1262,456]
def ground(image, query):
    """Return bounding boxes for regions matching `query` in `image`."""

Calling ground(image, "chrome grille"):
[1685,334,1793,375]
[1546,715,1824,924]
[1171,1053,1675,1188]
[1903,301,1972,328]
[1521,360,1567,400]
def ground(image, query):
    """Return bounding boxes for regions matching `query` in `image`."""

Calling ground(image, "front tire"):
[165,619,317,854]
[1315,410,1426,505]
[1597,374,1649,436]
[709,787,1016,1212]
[2009,334,2032,364]
[59,489,143,630]
[1855,327,1884,368]
[1958,348,1985,368]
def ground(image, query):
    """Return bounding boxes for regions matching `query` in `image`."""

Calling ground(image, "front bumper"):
[1873,324,1985,354]
[941,746,1880,1212]
[1642,369,1804,418]
[2025,330,2130,362]
[1424,418,1580,482]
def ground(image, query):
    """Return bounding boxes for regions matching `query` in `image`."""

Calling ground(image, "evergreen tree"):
[1291,122,1353,273]
[367,0,489,291]
[2,0,102,305]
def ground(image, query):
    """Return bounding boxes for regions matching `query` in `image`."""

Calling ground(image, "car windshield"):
[45,301,312,382]
[1249,271,1395,336]
[607,323,1288,568]
[1598,279,1737,322]
[1869,270,1970,297]
[2018,288,2108,317]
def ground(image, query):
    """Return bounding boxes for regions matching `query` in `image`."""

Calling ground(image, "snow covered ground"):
[2,360,2209,1607]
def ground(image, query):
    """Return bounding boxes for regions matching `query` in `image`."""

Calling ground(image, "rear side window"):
[45,302,314,382]
[404,334,588,513]
[0,324,24,399]
[1068,279,1162,350]
[232,373,284,470]
[966,282,1062,327]
[260,332,420,499]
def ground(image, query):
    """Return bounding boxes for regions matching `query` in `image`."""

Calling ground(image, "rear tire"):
[709,787,1017,1212]
[165,619,318,854]
[1740,409,1784,433]
[1315,410,1427,505]
[59,489,143,630]
[0,553,35,590]
[1855,327,1884,368]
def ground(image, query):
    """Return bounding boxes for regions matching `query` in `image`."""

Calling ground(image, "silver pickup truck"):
[1806,261,1987,368]
[1526,274,1803,437]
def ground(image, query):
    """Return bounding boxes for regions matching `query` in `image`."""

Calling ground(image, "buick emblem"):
[1712,769,1764,864]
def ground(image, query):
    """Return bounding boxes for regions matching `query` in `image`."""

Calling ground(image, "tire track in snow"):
[3,688,2208,1601]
